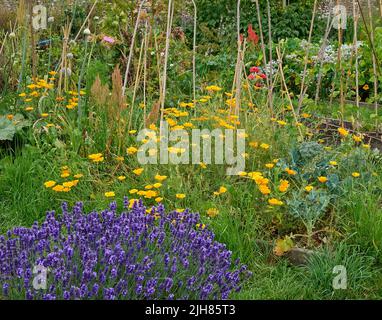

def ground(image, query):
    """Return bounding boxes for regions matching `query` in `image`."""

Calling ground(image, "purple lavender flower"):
[0,200,249,300]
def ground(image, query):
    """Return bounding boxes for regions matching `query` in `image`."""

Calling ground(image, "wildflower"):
[268,198,283,206]
[133,168,144,176]
[155,197,163,203]
[362,144,370,149]
[258,184,271,195]
[260,143,270,150]
[278,180,290,192]
[129,130,137,134]
[207,208,219,218]
[199,162,207,169]
[155,174,167,182]
[105,191,115,198]
[352,135,362,143]
[116,156,124,162]
[318,176,328,183]
[44,181,56,188]
[352,172,360,178]
[329,161,338,166]
[25,107,34,112]
[41,113,49,118]
[52,185,64,192]
[176,194,186,199]
[363,84,369,90]
[153,183,162,188]
[127,147,138,155]
[205,85,222,92]
[18,93,26,97]
[265,163,274,169]
[238,171,247,176]
[88,153,104,163]
[73,174,83,179]
[285,168,297,176]
[129,189,138,194]
[305,185,314,192]
[338,127,349,137]
[117,176,126,181]
[61,172,70,178]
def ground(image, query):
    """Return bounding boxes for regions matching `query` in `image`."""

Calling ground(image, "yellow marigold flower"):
[153,183,162,188]
[128,199,138,208]
[207,208,219,218]
[219,186,227,194]
[199,162,207,169]
[52,185,64,192]
[318,176,328,183]
[352,172,360,178]
[61,172,70,178]
[205,85,222,92]
[44,180,56,188]
[260,143,270,150]
[129,130,137,134]
[73,174,83,179]
[302,113,311,119]
[329,161,338,166]
[362,144,370,149]
[363,84,369,90]
[127,147,138,155]
[176,194,186,199]
[268,198,284,206]
[305,185,314,192]
[352,135,362,143]
[265,163,274,169]
[279,180,290,192]
[62,181,75,188]
[259,184,271,195]
[19,92,27,97]
[88,153,103,160]
[285,168,297,176]
[129,189,138,194]
[25,107,34,112]
[155,174,167,182]
[277,120,287,126]
[133,168,144,176]
[338,127,349,137]
[6,114,14,120]
[117,176,126,181]
[155,197,163,203]
[105,191,115,198]
[49,71,57,76]
[145,185,153,190]
[238,171,247,176]
[41,113,49,118]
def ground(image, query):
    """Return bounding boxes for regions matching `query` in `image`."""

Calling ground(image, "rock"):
[285,247,314,266]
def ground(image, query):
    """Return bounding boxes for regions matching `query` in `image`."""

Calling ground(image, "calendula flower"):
[285,168,297,176]
[176,194,186,199]
[61,172,70,178]
[318,176,328,183]
[258,184,271,195]
[129,189,138,194]
[260,143,270,150]
[52,185,64,192]
[117,176,126,181]
[155,174,167,182]
[329,161,338,166]
[338,127,349,137]
[207,208,219,218]
[352,172,360,178]
[44,181,56,188]
[279,180,290,192]
[363,84,369,90]
[155,197,163,203]
[305,185,314,192]
[205,85,222,92]
[133,168,144,176]
[127,147,138,155]
[265,163,274,169]
[352,135,362,143]
[105,191,115,198]
[73,173,83,179]
[268,198,283,206]
[153,183,162,188]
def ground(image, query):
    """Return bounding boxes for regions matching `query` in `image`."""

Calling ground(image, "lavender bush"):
[0,199,250,300]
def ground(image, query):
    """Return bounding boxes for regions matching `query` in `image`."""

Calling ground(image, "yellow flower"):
[329,161,338,166]
[105,191,115,198]
[199,162,207,169]
[44,180,56,188]
[268,198,283,206]
[41,113,49,118]
[318,176,328,183]
[116,156,125,162]
[238,171,247,176]
[88,153,104,162]
[352,172,360,178]
[19,92,26,97]
[265,163,274,169]
[127,146,138,155]
[362,144,370,149]
[73,173,83,179]
[278,180,290,192]
[260,143,270,150]
[25,107,34,112]
[176,194,186,199]
[338,127,349,137]
[61,172,70,178]
[259,184,271,195]
[285,168,297,176]
[133,168,144,176]
[352,135,362,143]
[155,174,167,181]
[205,85,222,92]
[52,185,64,192]
[117,176,126,181]
[129,130,137,134]
[207,208,219,218]
[129,189,138,194]
[305,185,314,192]
[145,185,153,190]
[155,197,163,203]
[153,183,162,188]
[363,84,369,90]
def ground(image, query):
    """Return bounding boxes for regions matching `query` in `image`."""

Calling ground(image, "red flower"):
[247,24,259,45]
[260,73,267,79]
[250,66,260,73]
[248,73,256,80]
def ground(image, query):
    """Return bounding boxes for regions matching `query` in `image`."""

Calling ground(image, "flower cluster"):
[0,200,249,300]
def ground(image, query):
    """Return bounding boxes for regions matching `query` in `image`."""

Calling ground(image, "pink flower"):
[102,36,115,44]
[250,66,259,73]
[248,73,256,80]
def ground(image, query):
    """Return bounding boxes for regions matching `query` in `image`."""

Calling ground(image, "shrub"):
[0,199,250,300]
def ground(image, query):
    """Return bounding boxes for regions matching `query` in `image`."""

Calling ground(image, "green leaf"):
[0,118,16,141]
